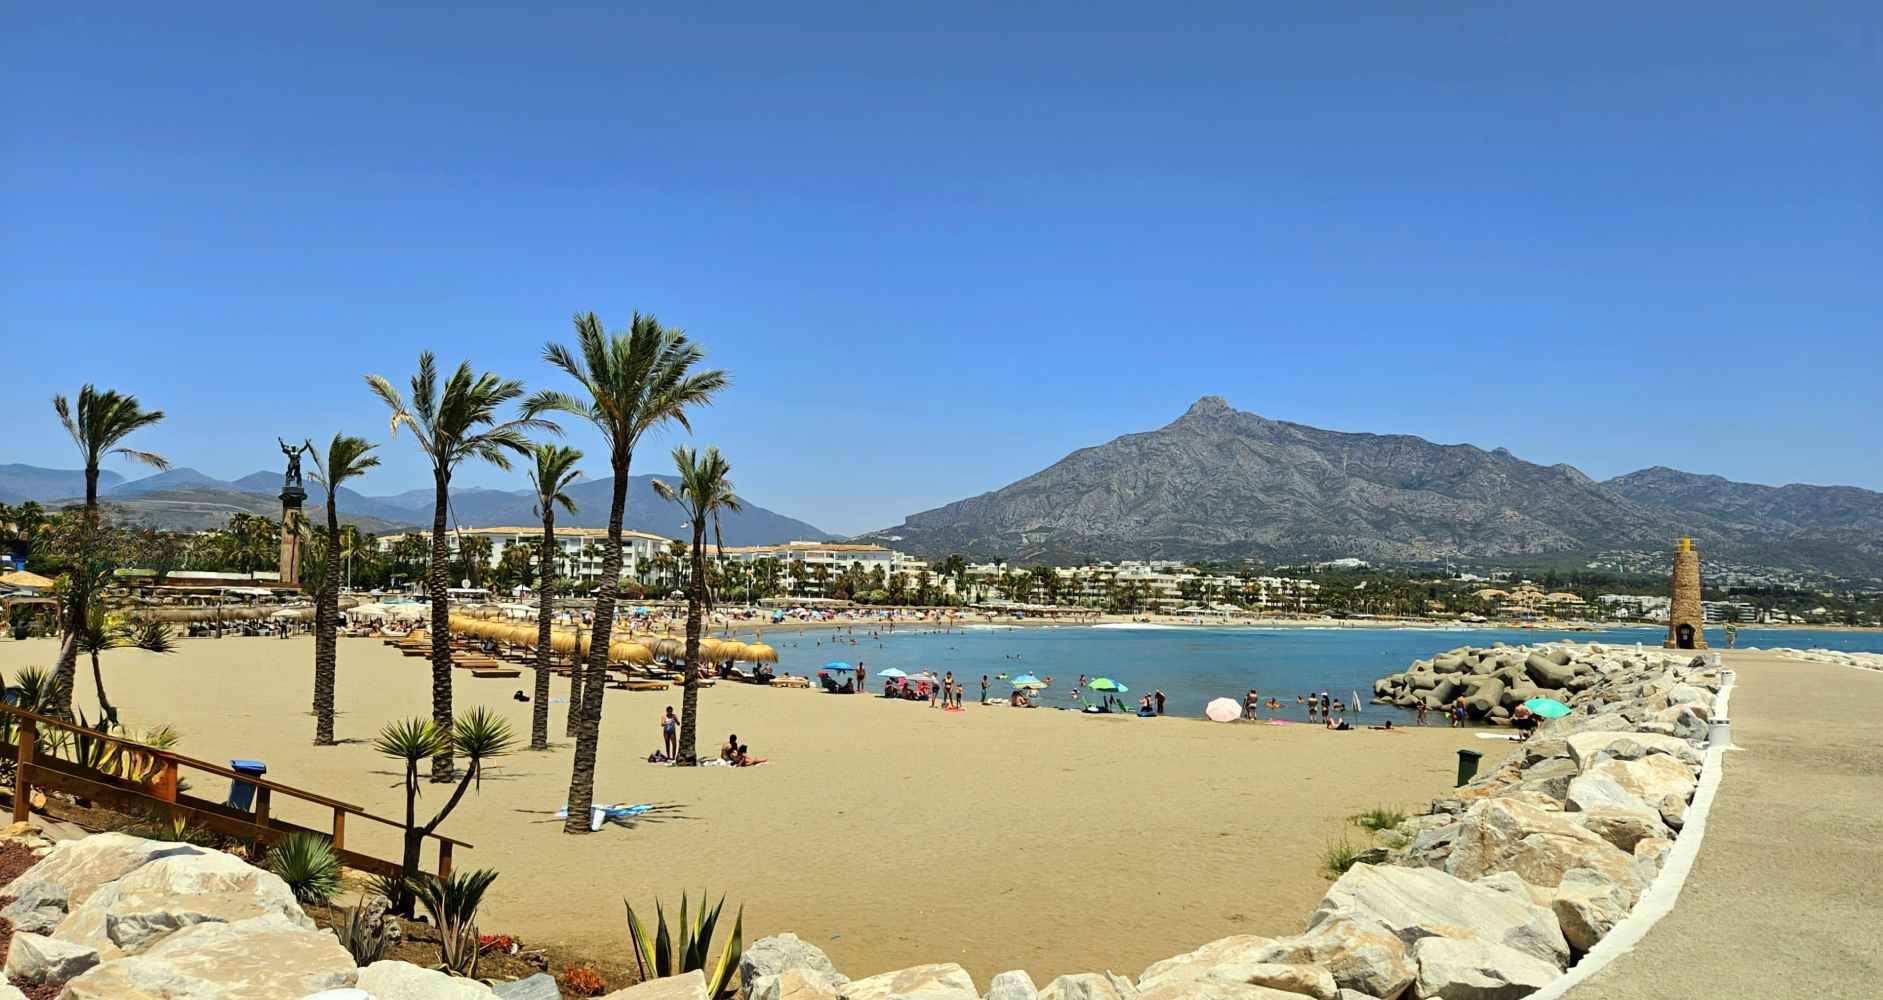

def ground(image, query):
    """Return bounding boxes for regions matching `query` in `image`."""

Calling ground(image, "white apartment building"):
[376,526,677,588]
[965,560,1321,610]
[715,542,934,596]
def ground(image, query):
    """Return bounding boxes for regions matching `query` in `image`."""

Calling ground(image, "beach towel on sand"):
[556,802,653,831]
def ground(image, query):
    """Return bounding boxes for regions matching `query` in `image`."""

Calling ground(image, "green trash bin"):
[1455,748,1483,787]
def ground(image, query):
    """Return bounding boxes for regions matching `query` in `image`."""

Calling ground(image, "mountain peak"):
[1182,395,1233,419]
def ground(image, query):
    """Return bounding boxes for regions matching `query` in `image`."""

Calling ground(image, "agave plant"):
[413,867,500,978]
[268,832,344,904]
[334,894,396,965]
[625,891,743,1000]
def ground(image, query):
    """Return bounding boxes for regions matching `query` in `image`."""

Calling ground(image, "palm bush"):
[268,832,343,904]
[414,868,500,978]
[625,890,743,1000]
[373,708,516,913]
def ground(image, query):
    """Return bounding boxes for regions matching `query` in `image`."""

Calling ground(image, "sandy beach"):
[4,634,1488,985]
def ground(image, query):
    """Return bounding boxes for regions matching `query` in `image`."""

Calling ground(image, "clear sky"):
[4,4,1879,535]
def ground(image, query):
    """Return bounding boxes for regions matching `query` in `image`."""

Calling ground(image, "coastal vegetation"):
[267,831,344,904]
[304,433,380,745]
[652,445,743,765]
[372,707,516,909]
[526,442,583,750]
[625,889,744,1000]
[366,355,546,780]
[415,866,502,978]
[526,311,727,832]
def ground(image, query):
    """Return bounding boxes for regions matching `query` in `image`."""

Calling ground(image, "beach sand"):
[1,634,1486,985]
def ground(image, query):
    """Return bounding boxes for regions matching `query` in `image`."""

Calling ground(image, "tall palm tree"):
[526,312,726,833]
[366,354,549,780]
[50,385,167,718]
[525,443,583,750]
[305,433,380,745]
[652,446,742,765]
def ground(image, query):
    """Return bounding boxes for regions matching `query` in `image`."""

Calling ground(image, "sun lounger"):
[472,668,522,679]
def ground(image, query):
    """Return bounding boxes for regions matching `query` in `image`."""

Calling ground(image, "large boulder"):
[1250,917,1416,1000]
[3,931,99,986]
[750,969,842,1000]
[987,970,1041,1000]
[1135,982,1306,1000]
[1,878,70,934]
[743,933,850,996]
[1035,973,1135,1000]
[494,973,564,1000]
[1524,655,1575,690]
[1551,868,1633,955]
[52,847,313,958]
[1444,798,1644,901]
[1193,962,1337,1000]
[1139,935,1276,987]
[1306,864,1567,971]
[1465,679,1506,720]
[5,833,207,912]
[62,921,358,999]
[1565,733,1697,771]
[607,970,710,1000]
[1507,757,1578,803]
[1579,756,1697,807]
[1579,805,1669,853]
[839,964,977,1000]
[1409,937,1560,1000]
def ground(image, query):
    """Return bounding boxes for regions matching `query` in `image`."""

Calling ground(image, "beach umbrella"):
[746,642,779,664]
[610,641,654,665]
[877,667,908,678]
[1009,673,1042,686]
[1522,697,1571,719]
[651,636,685,660]
[720,641,753,662]
[822,661,854,672]
[1205,697,1241,723]
[1087,677,1128,693]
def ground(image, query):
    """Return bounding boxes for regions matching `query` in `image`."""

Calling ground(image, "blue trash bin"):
[227,759,267,811]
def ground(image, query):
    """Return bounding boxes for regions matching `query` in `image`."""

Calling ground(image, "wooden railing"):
[1,704,467,879]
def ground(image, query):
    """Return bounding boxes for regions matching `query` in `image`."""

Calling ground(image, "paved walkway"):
[1568,651,1883,1000]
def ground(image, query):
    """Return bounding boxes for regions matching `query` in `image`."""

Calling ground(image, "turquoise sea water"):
[757,624,1883,721]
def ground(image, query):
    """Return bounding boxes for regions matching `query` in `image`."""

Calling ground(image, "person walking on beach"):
[1415,699,1429,726]
[942,671,954,707]
[661,706,679,759]
[981,674,989,704]
[1725,622,1738,648]
[953,679,964,709]
[1450,697,1467,728]
[1307,696,1318,724]
[1154,689,1166,715]
[1244,689,1259,720]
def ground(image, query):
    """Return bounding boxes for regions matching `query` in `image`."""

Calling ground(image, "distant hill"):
[0,464,123,504]
[0,463,836,545]
[860,396,1883,577]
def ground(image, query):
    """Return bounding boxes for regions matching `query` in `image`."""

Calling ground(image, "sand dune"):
[2,634,1486,984]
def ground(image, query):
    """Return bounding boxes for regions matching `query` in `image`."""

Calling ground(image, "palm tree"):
[651,447,742,765]
[526,312,726,833]
[72,593,176,728]
[305,434,380,745]
[525,443,583,750]
[50,385,167,718]
[366,354,549,781]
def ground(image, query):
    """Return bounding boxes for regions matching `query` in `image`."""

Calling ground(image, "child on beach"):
[661,706,678,759]
[1450,698,1467,728]
[1415,701,1429,726]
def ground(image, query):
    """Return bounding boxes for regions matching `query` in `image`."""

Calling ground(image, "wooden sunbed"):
[472,668,522,679]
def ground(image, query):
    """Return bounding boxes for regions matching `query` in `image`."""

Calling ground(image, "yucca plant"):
[267,832,344,904]
[366,872,415,918]
[414,867,500,978]
[374,708,515,914]
[625,891,743,999]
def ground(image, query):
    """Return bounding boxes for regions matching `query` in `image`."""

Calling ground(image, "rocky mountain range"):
[0,465,836,546]
[860,397,1883,577]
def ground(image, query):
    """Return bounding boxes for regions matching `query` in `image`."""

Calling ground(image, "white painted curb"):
[1525,670,1735,999]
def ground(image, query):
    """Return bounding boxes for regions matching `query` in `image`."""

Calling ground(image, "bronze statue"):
[278,437,308,488]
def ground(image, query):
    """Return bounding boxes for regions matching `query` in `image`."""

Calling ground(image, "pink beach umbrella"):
[1204,697,1241,723]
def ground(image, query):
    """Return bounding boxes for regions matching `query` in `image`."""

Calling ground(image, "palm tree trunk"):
[562,464,628,833]
[428,473,455,782]
[52,465,104,721]
[314,496,341,744]
[676,521,707,765]
[564,531,585,737]
[532,515,555,750]
[90,648,115,727]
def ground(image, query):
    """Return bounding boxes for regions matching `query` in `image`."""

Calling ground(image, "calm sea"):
[756,624,1883,720]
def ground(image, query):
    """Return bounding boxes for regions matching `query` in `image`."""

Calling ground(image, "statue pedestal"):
[279,486,307,588]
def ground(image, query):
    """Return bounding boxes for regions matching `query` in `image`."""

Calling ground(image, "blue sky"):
[4,4,1879,535]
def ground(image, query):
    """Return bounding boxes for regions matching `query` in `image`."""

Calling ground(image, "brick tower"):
[1663,537,1707,650]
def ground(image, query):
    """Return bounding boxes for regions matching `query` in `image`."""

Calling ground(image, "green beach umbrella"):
[1087,677,1128,693]
[1522,697,1571,719]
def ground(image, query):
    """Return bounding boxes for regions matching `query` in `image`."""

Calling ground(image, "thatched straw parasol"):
[650,636,686,660]
[745,642,779,664]
[609,641,654,666]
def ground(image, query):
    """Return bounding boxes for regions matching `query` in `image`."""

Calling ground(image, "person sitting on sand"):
[1512,704,1537,741]
[1325,714,1351,731]
[720,733,739,762]
[733,744,767,767]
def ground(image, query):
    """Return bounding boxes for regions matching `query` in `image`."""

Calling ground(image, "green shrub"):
[335,897,394,965]
[1322,839,1363,879]
[1350,805,1407,832]
[415,868,500,978]
[268,833,343,904]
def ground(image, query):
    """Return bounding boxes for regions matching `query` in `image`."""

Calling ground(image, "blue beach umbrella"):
[823,661,854,672]
[1523,697,1571,719]
[878,667,908,679]
[1009,673,1042,686]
